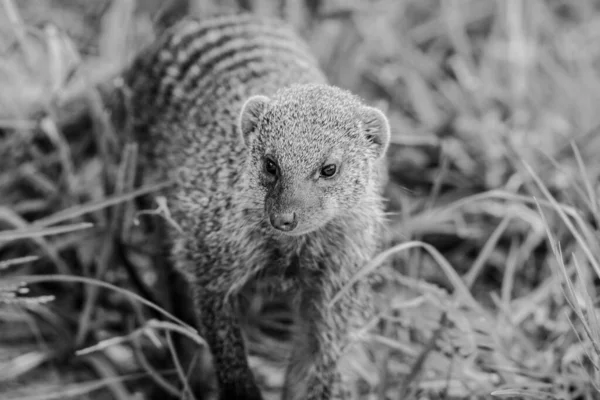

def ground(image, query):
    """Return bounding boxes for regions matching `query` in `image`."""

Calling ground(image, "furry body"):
[124,12,390,400]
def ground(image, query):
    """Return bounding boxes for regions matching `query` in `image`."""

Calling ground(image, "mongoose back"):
[123,11,390,400]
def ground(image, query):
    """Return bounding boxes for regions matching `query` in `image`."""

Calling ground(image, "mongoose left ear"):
[239,95,271,146]
[360,106,390,159]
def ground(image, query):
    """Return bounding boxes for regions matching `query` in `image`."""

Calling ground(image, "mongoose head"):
[239,84,390,236]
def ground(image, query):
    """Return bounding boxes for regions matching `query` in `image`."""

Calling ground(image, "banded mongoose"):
[123,11,390,400]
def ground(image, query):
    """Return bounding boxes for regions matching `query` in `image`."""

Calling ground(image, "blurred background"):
[2,0,600,399]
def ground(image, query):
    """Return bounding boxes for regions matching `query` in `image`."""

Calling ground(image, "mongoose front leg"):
[282,289,345,400]
[194,290,263,400]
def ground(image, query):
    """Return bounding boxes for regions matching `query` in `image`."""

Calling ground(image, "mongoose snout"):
[264,180,317,233]
[269,212,297,231]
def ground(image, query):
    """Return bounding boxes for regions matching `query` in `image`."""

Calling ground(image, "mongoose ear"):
[239,95,271,146]
[360,106,390,159]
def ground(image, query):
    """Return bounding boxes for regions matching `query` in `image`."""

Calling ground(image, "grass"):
[2,0,600,399]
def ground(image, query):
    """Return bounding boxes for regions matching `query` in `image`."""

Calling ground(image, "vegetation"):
[2,0,600,399]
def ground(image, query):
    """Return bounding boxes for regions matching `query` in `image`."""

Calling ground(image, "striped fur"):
[126,13,323,148]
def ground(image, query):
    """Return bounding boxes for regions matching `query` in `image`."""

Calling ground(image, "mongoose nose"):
[270,212,297,232]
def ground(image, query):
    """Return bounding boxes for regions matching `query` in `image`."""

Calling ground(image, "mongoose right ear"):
[360,106,391,159]
[239,95,271,146]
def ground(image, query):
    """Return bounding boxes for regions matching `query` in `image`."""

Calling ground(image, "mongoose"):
[122,11,390,400]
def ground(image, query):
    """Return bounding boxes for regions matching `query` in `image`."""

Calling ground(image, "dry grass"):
[2,0,600,399]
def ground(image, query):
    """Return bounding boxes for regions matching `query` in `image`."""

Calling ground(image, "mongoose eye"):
[264,158,278,176]
[320,164,337,178]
